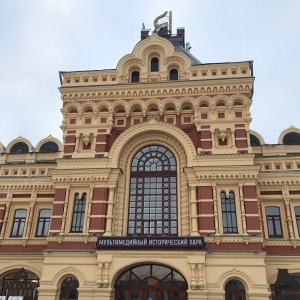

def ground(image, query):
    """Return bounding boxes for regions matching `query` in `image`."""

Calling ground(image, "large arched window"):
[225,279,246,300]
[221,192,238,233]
[0,268,39,299]
[128,145,177,236]
[60,277,79,300]
[151,57,159,72]
[115,264,187,300]
[71,193,86,232]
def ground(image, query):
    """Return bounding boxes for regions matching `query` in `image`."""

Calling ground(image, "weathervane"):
[153,11,172,34]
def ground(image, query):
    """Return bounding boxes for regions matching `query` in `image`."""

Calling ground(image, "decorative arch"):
[249,129,265,146]
[217,269,252,291]
[128,101,144,114]
[229,94,250,105]
[52,266,86,288]
[7,136,33,154]
[215,100,227,107]
[178,97,196,109]
[36,135,62,152]
[111,101,128,114]
[197,96,212,108]
[110,120,194,237]
[81,102,95,113]
[0,267,40,300]
[97,103,111,112]
[116,33,191,82]
[0,265,42,279]
[278,126,300,144]
[109,118,196,166]
[62,102,81,115]
[114,263,188,300]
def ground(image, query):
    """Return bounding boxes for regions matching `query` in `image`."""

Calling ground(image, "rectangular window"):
[221,192,238,233]
[71,193,87,232]
[11,209,27,237]
[295,207,300,236]
[266,206,283,238]
[36,209,51,237]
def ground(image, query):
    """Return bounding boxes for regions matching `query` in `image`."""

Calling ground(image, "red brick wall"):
[89,188,108,232]
[197,186,214,233]
[243,185,260,233]
[49,188,66,232]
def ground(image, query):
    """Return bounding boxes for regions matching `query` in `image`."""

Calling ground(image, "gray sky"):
[1,0,299,147]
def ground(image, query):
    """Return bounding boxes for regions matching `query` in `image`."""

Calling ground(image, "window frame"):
[36,209,51,237]
[11,209,27,237]
[70,193,87,233]
[150,57,159,72]
[60,277,79,300]
[265,206,283,238]
[127,145,178,236]
[221,191,238,234]
[225,279,246,300]
[169,68,179,80]
[131,71,140,83]
[295,206,300,237]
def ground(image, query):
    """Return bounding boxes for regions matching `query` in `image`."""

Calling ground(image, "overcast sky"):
[0,0,299,147]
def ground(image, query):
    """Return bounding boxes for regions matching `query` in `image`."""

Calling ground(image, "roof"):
[174,44,202,65]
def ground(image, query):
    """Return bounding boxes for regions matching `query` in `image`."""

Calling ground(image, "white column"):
[238,183,247,235]
[60,187,70,234]
[190,186,200,236]
[212,184,220,235]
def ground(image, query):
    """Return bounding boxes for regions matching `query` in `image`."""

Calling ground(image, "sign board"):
[96,236,205,250]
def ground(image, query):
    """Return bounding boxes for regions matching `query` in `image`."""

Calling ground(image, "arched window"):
[250,134,261,146]
[131,71,140,83]
[60,277,79,300]
[115,264,187,300]
[170,69,178,80]
[10,142,29,154]
[36,209,51,237]
[151,57,159,72]
[225,279,246,300]
[0,268,39,299]
[283,132,300,145]
[11,209,27,237]
[128,145,177,236]
[266,206,282,238]
[39,141,59,152]
[71,193,87,232]
[221,192,238,233]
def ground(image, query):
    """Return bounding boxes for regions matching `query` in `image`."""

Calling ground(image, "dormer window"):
[131,71,140,83]
[151,58,159,72]
[170,69,178,80]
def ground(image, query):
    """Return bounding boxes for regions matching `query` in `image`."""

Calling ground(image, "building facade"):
[1,13,300,300]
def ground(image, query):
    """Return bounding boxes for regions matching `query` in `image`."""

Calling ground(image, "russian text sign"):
[96,236,205,250]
